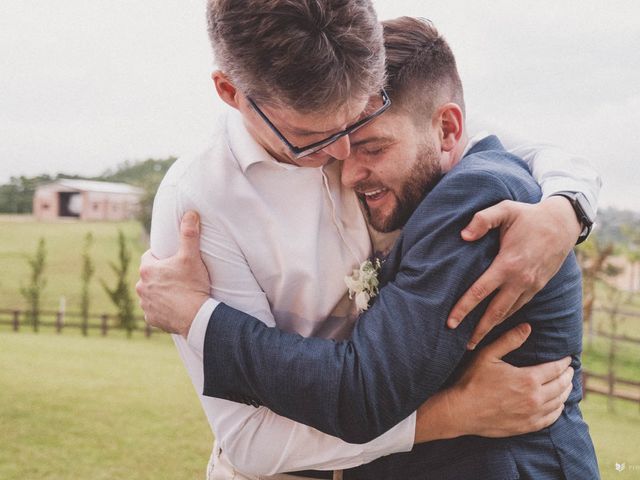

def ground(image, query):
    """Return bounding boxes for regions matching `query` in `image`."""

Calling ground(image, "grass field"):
[1,330,639,479]
[0,331,212,480]
[0,215,146,315]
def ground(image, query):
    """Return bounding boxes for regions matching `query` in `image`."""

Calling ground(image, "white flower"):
[355,291,371,312]
[345,258,382,313]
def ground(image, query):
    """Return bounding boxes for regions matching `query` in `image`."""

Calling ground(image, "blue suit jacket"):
[200,136,599,479]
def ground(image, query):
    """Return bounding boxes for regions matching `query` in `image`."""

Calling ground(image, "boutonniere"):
[345,258,382,313]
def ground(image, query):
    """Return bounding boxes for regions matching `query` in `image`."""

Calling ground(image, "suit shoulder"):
[437,149,541,205]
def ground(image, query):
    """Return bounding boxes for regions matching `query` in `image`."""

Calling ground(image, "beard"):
[360,142,443,233]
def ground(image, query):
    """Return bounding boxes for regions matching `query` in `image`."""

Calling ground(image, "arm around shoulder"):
[203,167,515,443]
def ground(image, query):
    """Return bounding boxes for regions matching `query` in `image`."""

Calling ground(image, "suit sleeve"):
[202,168,515,444]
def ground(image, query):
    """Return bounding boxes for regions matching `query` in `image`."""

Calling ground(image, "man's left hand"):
[136,211,211,337]
[447,196,582,349]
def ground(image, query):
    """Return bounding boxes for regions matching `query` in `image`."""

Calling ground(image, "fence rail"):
[594,329,640,345]
[593,306,640,319]
[0,308,157,337]
[583,370,640,406]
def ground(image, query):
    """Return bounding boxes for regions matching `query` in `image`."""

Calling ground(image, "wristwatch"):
[550,191,596,245]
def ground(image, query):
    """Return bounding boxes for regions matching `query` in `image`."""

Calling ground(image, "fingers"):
[504,293,533,320]
[478,323,531,360]
[539,366,574,405]
[523,356,572,385]
[466,287,522,349]
[447,270,503,329]
[178,211,201,258]
[460,200,514,241]
[537,379,572,429]
[535,404,565,432]
[517,367,573,435]
[558,375,573,405]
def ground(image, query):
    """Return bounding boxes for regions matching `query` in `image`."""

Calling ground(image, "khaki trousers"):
[207,445,343,480]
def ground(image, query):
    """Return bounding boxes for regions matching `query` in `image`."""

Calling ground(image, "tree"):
[80,232,95,336]
[101,230,135,337]
[20,238,47,331]
[576,234,621,346]
[0,175,53,214]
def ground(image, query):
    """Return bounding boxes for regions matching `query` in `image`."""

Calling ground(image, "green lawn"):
[581,395,640,479]
[0,215,146,316]
[1,331,639,479]
[0,331,212,480]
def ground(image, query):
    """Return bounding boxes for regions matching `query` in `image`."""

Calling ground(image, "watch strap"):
[550,191,594,245]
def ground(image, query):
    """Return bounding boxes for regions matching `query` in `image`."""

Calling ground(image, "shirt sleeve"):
[468,114,602,214]
[149,179,415,475]
[186,298,218,355]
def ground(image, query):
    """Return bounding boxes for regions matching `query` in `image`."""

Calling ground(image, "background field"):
[0,331,212,480]
[2,215,640,479]
[0,215,146,315]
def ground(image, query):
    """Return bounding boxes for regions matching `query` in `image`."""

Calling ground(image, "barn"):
[33,179,144,221]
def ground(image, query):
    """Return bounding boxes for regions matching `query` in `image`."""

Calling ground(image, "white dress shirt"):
[151,108,601,476]
[151,110,416,476]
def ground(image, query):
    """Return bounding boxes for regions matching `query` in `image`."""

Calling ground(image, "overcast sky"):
[1,0,638,211]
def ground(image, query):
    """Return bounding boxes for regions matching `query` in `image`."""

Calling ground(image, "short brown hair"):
[207,0,385,113]
[382,17,465,121]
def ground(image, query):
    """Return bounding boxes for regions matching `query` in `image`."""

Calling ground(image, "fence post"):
[145,323,152,338]
[101,314,108,336]
[607,371,615,413]
[13,310,20,332]
[56,311,63,334]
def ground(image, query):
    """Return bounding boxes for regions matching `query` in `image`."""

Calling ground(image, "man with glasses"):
[139,1,600,478]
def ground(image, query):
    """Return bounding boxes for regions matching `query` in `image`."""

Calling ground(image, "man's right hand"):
[136,211,211,337]
[414,323,574,443]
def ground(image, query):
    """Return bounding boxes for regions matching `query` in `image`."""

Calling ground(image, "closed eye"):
[361,146,387,157]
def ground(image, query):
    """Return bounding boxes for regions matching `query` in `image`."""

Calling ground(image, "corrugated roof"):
[51,179,145,195]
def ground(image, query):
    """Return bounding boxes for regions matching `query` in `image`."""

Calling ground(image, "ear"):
[434,103,464,152]
[212,70,241,109]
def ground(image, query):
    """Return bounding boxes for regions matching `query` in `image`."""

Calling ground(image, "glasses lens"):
[293,91,390,159]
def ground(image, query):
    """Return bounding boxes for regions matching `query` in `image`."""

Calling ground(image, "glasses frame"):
[247,90,391,159]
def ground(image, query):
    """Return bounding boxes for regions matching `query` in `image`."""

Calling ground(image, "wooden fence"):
[594,306,640,318]
[583,370,640,408]
[582,306,640,409]
[0,308,156,337]
[592,306,640,345]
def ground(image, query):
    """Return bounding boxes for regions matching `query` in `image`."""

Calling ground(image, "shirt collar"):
[225,109,302,173]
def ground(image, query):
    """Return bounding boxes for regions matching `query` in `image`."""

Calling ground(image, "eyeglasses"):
[247,90,391,159]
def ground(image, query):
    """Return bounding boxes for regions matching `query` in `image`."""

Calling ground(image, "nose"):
[321,135,351,160]
[341,154,369,189]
